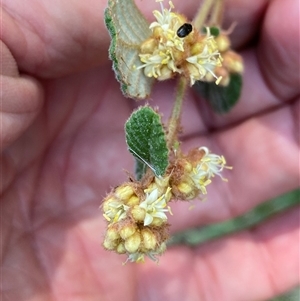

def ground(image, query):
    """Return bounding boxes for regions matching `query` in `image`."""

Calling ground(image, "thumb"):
[1,41,44,150]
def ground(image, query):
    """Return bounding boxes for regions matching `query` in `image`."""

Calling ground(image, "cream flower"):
[126,242,167,263]
[190,147,230,193]
[103,200,129,223]
[150,0,176,32]
[186,33,223,85]
[137,1,186,79]
[139,187,172,226]
[138,0,223,85]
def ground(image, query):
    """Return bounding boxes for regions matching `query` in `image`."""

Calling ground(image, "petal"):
[144,213,154,226]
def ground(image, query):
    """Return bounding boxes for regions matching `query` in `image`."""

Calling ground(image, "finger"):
[258,0,300,100]
[222,0,269,49]
[2,0,109,78]
[167,100,299,231]
[0,42,44,150]
[190,0,299,129]
[2,0,270,78]
[138,208,299,301]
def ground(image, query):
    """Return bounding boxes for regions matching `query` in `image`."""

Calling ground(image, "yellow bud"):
[153,27,163,38]
[119,224,137,240]
[151,217,166,227]
[223,51,244,74]
[177,181,193,195]
[126,195,139,207]
[116,243,127,254]
[131,205,146,222]
[105,226,120,241]
[140,38,157,54]
[215,34,231,52]
[103,237,118,250]
[190,42,205,56]
[141,228,157,250]
[183,160,193,173]
[102,196,118,213]
[125,232,141,253]
[157,66,173,81]
[115,185,134,200]
[218,75,230,87]
[213,66,230,86]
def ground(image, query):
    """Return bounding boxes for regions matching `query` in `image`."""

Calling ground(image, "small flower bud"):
[213,66,230,86]
[223,51,244,74]
[125,231,141,253]
[106,226,120,241]
[157,66,173,81]
[131,205,146,222]
[152,26,162,38]
[103,237,118,250]
[141,228,157,250]
[115,185,134,200]
[102,196,118,213]
[119,224,137,240]
[116,243,127,254]
[126,195,139,207]
[190,41,205,56]
[151,217,166,227]
[215,34,231,52]
[177,181,193,195]
[140,38,158,54]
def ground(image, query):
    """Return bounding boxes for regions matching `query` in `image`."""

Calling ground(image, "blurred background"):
[170,189,300,301]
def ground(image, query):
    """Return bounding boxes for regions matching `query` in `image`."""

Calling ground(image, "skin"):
[1,0,299,300]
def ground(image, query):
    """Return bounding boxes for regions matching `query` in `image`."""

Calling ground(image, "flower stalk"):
[193,0,214,29]
[167,76,188,150]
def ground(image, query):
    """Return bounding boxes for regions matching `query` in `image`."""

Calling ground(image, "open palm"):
[1,0,299,300]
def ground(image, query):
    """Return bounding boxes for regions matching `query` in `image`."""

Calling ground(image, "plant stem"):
[167,0,224,150]
[167,77,188,150]
[210,0,224,25]
[193,0,215,29]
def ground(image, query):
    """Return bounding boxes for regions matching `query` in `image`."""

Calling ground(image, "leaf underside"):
[125,106,169,179]
[104,0,154,99]
[193,73,242,113]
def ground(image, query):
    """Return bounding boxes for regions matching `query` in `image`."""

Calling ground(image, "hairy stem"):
[167,77,188,150]
[210,0,224,25]
[193,0,215,29]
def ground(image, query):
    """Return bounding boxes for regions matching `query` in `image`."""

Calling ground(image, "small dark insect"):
[177,23,193,38]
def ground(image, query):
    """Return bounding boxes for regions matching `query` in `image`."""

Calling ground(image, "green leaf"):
[193,73,242,113]
[125,106,169,179]
[104,0,154,99]
[202,26,220,37]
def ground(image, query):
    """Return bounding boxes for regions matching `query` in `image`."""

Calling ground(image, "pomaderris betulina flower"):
[102,177,172,263]
[170,147,232,200]
[137,0,223,85]
[102,146,231,263]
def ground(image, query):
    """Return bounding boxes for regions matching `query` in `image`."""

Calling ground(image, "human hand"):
[1,0,299,300]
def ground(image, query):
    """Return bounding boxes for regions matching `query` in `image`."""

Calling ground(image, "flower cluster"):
[170,147,231,200]
[102,147,230,263]
[209,31,244,86]
[137,0,223,86]
[102,177,172,263]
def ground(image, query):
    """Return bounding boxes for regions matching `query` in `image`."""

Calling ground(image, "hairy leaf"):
[104,0,154,99]
[193,73,242,113]
[125,107,169,179]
